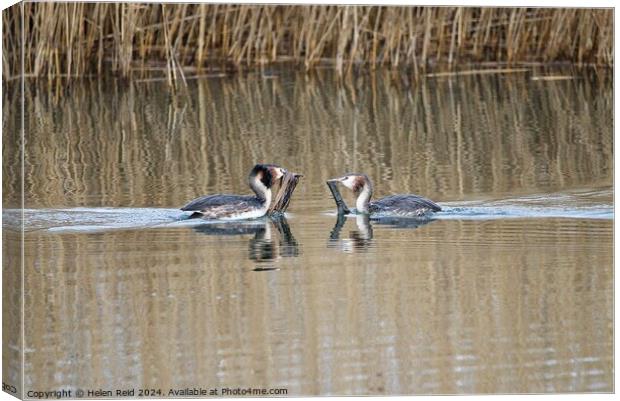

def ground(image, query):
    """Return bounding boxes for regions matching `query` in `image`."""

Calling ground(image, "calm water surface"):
[3,69,613,395]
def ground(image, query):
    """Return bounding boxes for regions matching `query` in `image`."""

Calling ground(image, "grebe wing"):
[371,194,441,214]
[181,194,259,212]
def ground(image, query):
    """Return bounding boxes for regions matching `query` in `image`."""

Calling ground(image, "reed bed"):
[2,4,613,82]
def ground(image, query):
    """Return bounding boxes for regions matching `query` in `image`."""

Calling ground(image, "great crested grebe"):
[327,173,441,217]
[181,164,286,220]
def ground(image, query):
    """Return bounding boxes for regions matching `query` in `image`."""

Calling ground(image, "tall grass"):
[2,4,613,81]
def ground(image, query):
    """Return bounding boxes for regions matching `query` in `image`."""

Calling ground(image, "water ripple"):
[3,188,611,234]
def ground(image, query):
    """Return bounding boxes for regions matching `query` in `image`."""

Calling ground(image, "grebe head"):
[329,173,372,194]
[249,164,287,204]
[249,164,287,189]
[328,173,373,213]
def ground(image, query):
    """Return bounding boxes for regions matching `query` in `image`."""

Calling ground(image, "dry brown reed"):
[269,172,303,215]
[2,4,613,82]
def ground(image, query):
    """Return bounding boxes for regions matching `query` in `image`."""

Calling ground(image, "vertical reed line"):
[1,5,613,82]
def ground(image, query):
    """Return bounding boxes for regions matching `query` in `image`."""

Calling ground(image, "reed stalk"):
[2,4,613,82]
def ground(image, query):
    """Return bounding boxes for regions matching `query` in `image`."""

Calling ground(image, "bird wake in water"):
[3,188,612,233]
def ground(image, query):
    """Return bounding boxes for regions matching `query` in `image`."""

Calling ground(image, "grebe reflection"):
[328,214,374,253]
[328,213,435,253]
[191,215,299,264]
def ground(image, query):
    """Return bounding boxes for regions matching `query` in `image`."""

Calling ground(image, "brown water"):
[3,68,613,395]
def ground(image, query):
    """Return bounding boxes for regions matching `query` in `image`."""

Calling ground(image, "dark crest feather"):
[249,163,281,189]
[352,176,365,193]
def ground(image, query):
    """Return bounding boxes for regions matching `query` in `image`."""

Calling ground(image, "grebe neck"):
[356,182,373,213]
[249,176,272,207]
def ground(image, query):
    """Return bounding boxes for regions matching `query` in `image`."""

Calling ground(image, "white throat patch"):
[252,175,272,206]
[356,184,371,212]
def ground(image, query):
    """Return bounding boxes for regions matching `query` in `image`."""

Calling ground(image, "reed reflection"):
[3,69,612,209]
[3,68,612,394]
[191,215,299,264]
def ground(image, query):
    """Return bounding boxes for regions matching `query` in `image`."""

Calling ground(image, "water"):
[3,68,613,395]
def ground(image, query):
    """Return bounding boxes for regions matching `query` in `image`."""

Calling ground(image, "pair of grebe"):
[181,164,441,220]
